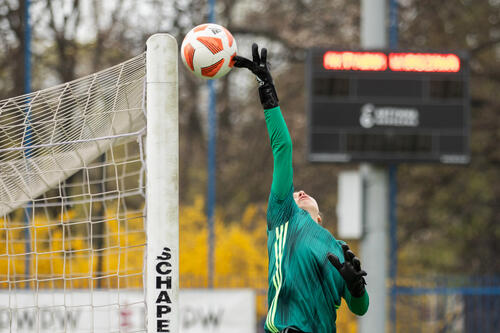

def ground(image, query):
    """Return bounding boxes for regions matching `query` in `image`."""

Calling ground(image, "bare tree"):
[0,0,27,98]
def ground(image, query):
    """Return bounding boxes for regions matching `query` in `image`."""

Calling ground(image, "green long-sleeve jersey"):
[263,106,369,333]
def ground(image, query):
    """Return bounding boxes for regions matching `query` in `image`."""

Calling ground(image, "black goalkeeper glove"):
[327,244,367,298]
[233,43,279,109]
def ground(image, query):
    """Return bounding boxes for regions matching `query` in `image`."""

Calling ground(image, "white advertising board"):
[180,289,255,333]
[0,289,255,333]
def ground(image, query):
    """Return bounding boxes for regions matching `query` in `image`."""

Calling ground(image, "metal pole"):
[207,0,216,289]
[388,165,398,332]
[24,0,31,95]
[359,0,388,332]
[359,163,388,333]
[360,0,387,48]
[388,1,399,332]
[389,0,399,50]
[23,0,32,289]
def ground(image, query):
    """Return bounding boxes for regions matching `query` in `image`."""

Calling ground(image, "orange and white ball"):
[180,23,238,79]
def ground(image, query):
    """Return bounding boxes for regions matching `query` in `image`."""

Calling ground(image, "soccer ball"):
[180,23,238,79]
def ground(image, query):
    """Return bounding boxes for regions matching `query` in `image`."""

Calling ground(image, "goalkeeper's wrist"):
[258,83,279,110]
[350,288,366,298]
[348,281,366,298]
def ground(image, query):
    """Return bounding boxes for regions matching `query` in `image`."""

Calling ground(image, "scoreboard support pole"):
[359,164,388,333]
[359,1,388,333]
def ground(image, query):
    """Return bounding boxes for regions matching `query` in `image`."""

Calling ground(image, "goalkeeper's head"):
[294,190,322,224]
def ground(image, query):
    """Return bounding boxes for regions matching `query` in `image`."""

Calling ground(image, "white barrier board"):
[0,289,255,333]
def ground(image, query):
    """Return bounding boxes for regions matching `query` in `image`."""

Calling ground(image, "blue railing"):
[392,276,500,332]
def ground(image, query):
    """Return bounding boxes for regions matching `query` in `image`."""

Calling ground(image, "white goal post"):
[0,33,179,333]
[145,34,179,333]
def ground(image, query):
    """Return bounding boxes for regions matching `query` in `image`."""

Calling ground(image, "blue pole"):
[207,0,216,289]
[24,0,31,95]
[388,0,398,331]
[389,0,399,50]
[388,164,398,331]
[23,0,32,289]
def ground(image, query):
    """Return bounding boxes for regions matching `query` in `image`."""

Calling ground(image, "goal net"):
[0,34,178,333]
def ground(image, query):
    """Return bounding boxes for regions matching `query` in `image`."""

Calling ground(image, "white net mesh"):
[0,54,147,332]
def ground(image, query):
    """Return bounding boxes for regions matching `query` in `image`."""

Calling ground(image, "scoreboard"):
[306,49,470,164]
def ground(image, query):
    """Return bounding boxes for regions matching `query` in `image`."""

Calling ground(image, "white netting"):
[0,54,146,215]
[0,54,147,332]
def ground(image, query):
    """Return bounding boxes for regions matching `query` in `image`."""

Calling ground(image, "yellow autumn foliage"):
[0,196,357,331]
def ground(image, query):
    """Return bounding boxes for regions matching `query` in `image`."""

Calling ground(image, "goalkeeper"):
[233,45,369,333]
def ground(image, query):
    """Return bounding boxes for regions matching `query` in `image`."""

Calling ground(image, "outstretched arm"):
[265,106,293,200]
[234,44,292,200]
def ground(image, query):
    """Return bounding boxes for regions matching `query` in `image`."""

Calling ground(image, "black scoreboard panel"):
[306,49,470,164]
